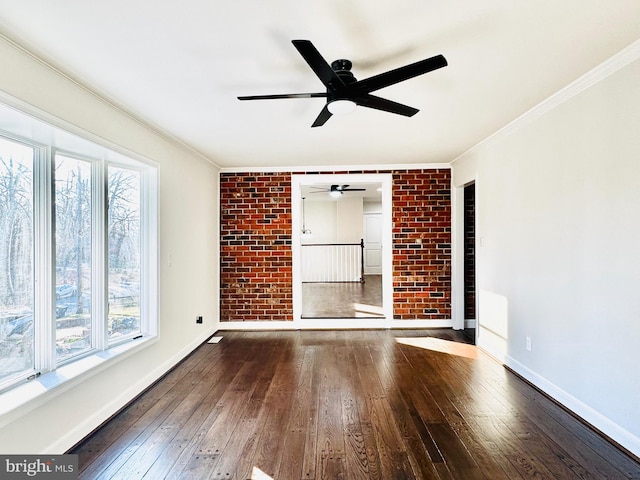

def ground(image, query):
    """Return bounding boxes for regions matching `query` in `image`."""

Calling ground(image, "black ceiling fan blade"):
[311,104,333,127]
[238,92,326,100]
[333,184,366,192]
[355,94,419,117]
[292,40,346,90]
[352,54,447,94]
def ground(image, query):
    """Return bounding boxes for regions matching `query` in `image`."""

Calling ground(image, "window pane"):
[55,154,92,362]
[108,166,141,341]
[0,137,34,385]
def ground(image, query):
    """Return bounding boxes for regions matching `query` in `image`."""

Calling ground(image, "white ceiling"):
[0,1,639,169]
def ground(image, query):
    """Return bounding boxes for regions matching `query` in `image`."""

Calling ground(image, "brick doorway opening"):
[292,173,394,327]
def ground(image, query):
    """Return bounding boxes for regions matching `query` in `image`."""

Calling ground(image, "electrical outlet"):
[526,336,532,351]
[196,316,203,324]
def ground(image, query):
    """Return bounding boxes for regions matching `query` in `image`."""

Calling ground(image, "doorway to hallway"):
[291,173,393,327]
[464,182,476,343]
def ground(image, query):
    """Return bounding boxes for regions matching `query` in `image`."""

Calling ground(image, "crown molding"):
[452,38,640,165]
[218,163,452,174]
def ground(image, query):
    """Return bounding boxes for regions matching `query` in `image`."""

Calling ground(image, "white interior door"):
[364,213,382,275]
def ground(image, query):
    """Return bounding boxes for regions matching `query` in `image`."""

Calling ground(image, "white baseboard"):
[219,321,298,330]
[389,319,453,329]
[464,318,477,329]
[219,318,454,331]
[47,328,218,453]
[505,355,640,459]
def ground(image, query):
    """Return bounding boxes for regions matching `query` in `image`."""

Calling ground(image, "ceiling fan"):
[238,39,447,127]
[311,185,367,197]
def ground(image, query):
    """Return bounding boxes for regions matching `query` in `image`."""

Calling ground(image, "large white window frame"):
[0,99,158,402]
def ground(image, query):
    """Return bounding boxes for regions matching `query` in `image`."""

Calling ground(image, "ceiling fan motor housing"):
[331,59,355,77]
[329,59,357,103]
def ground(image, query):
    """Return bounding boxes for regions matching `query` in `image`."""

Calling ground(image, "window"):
[107,165,142,342]
[0,100,158,394]
[0,137,34,386]
[55,154,93,362]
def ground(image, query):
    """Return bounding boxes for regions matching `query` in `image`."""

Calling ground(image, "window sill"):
[0,335,156,429]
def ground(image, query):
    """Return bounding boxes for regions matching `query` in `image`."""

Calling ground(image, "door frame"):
[452,180,477,335]
[291,173,394,328]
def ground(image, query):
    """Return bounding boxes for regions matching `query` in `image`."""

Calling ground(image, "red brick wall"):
[219,169,451,322]
[220,173,293,321]
[392,169,451,320]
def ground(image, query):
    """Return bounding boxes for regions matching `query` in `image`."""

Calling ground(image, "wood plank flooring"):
[70,330,640,479]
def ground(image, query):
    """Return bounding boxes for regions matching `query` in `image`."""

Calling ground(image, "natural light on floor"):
[353,302,384,317]
[251,466,274,479]
[395,337,478,359]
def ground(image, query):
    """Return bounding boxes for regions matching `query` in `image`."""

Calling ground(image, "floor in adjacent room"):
[302,274,383,318]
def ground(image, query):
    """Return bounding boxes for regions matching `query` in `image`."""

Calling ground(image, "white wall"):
[453,45,640,456]
[304,197,364,243]
[304,200,336,243]
[0,36,220,453]
[363,200,383,214]
[336,196,364,243]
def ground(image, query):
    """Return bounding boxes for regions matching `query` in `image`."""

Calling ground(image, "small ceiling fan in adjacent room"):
[311,184,366,197]
[237,39,447,127]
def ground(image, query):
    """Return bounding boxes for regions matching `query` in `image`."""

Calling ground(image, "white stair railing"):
[301,240,364,283]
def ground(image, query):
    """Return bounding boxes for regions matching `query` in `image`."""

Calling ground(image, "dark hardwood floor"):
[70,330,640,479]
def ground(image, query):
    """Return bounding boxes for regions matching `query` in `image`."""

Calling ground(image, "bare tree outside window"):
[108,166,141,341]
[55,154,92,362]
[0,138,34,384]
